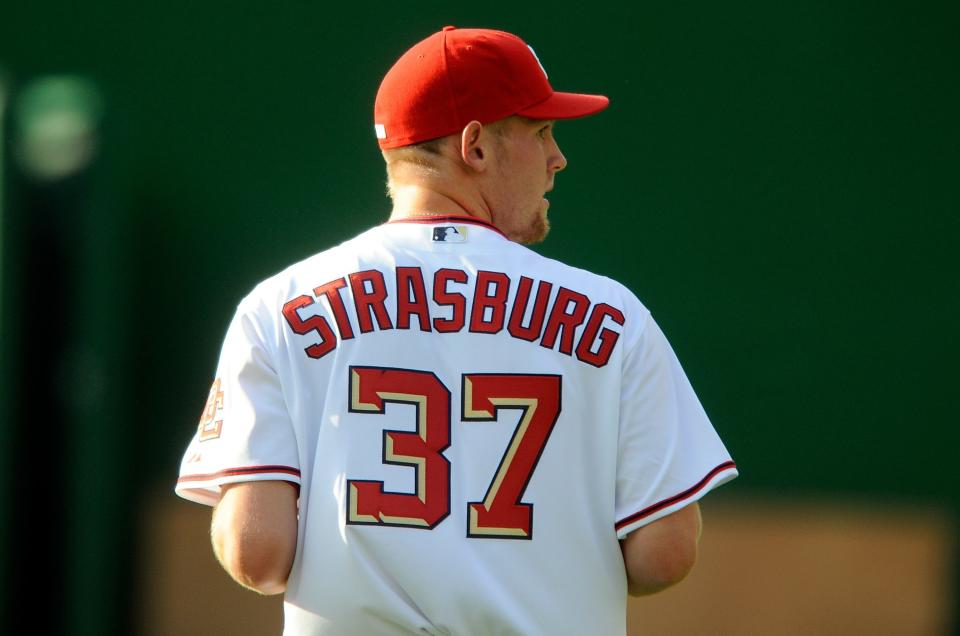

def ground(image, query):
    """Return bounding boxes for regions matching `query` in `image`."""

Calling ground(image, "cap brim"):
[517,91,610,120]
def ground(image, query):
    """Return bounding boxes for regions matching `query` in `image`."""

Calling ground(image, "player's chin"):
[517,215,550,246]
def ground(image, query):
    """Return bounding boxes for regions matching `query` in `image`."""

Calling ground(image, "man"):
[177,26,737,635]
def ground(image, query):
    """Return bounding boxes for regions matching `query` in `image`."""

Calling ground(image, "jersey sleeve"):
[614,314,738,538]
[175,298,301,507]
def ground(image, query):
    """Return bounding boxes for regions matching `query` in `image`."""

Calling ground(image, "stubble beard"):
[491,153,552,244]
[515,207,550,245]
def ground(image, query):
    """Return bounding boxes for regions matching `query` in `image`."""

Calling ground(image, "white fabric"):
[176,218,737,636]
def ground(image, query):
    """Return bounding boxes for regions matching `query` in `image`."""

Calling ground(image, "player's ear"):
[460,120,488,171]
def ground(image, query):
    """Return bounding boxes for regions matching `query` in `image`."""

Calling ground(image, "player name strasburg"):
[282,265,626,368]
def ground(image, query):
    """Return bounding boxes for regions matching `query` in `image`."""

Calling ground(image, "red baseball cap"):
[374,26,610,149]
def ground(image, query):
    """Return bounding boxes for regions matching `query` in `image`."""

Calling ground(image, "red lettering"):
[282,295,338,359]
[314,277,354,339]
[469,271,510,334]
[396,267,432,332]
[575,303,625,368]
[508,277,553,342]
[433,268,467,333]
[540,287,590,355]
[349,270,393,333]
[286,268,624,369]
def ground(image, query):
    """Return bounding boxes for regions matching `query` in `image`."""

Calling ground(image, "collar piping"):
[387,215,508,239]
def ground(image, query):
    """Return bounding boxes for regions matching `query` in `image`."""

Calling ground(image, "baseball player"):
[177,26,737,636]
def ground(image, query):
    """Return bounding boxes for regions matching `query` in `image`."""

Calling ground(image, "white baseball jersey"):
[176,216,738,636]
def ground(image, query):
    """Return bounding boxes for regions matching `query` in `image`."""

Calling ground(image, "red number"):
[345,368,561,538]
[462,374,561,539]
[346,367,451,529]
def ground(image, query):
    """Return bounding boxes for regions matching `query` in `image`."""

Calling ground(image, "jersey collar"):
[386,215,509,240]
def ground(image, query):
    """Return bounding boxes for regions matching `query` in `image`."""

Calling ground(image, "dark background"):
[1,1,957,634]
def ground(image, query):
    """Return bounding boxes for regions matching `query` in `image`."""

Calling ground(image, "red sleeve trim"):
[177,464,301,484]
[615,460,737,531]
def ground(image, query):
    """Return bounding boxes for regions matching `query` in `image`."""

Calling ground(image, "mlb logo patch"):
[432,226,467,243]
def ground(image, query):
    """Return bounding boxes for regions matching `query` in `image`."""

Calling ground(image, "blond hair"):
[382,137,451,199]
[382,119,513,199]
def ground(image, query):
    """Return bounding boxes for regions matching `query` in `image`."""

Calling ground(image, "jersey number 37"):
[345,366,561,540]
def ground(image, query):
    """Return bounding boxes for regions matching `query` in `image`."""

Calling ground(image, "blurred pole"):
[0,66,10,632]
[6,74,73,636]
[6,75,120,636]
[0,68,6,320]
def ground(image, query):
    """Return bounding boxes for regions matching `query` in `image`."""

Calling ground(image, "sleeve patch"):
[198,378,225,441]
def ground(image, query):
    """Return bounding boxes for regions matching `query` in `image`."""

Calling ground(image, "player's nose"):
[549,140,567,174]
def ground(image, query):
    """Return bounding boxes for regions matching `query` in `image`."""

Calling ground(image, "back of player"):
[177,216,737,635]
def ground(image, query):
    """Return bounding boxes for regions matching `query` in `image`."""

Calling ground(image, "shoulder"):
[518,244,650,313]
[501,244,654,350]
[237,226,383,312]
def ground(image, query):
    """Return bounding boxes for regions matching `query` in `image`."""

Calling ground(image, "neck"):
[387,181,492,224]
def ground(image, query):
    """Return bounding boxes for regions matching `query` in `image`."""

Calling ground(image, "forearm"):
[620,502,702,597]
[211,481,299,595]
[211,518,293,595]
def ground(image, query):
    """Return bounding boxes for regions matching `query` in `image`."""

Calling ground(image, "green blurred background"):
[1,1,957,634]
